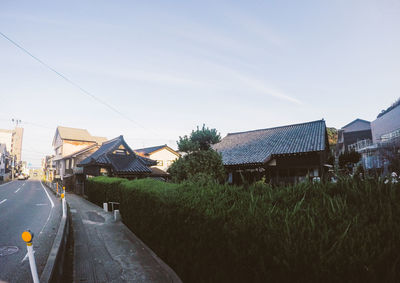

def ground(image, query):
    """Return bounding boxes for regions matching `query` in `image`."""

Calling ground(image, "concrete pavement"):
[67,193,182,283]
[0,179,62,282]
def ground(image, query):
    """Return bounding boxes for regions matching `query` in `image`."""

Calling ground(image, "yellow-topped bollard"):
[21,230,39,283]
[61,193,65,199]
[21,230,33,244]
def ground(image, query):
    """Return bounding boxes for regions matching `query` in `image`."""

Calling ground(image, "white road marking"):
[14,187,21,193]
[35,203,48,206]
[40,182,54,208]
[39,181,54,234]
[0,199,7,205]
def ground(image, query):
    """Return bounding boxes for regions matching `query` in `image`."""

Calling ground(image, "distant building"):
[0,143,10,181]
[359,100,400,173]
[336,119,372,155]
[78,135,156,180]
[134,145,180,171]
[43,155,55,182]
[52,126,107,180]
[371,100,400,144]
[0,127,24,163]
[213,120,330,185]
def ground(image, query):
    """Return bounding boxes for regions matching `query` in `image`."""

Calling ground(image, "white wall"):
[149,149,179,171]
[0,132,12,152]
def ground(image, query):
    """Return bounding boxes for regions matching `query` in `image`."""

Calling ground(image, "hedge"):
[85,177,400,282]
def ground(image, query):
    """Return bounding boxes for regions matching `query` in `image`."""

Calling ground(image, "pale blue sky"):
[1,0,399,167]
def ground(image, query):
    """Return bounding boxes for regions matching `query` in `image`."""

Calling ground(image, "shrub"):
[86,177,400,283]
[167,150,226,183]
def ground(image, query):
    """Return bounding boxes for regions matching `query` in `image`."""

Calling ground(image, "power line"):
[0,31,163,139]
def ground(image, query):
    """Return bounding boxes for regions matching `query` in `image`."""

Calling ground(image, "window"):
[157,160,163,166]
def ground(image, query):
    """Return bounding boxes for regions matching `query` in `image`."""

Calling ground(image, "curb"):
[40,182,71,283]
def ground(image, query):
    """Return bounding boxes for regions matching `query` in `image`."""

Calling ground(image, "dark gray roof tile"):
[213,120,327,166]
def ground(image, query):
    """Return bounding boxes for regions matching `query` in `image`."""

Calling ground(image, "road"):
[0,179,61,283]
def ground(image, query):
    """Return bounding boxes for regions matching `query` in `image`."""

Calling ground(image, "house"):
[213,120,330,185]
[0,143,10,181]
[78,135,156,180]
[336,119,372,155]
[52,126,107,180]
[371,99,400,143]
[61,144,104,194]
[359,99,400,173]
[43,155,55,182]
[134,144,180,171]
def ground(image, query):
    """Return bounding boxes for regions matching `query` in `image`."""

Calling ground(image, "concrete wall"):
[371,104,400,143]
[62,140,94,157]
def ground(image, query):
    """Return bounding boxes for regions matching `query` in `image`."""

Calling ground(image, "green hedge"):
[85,177,400,282]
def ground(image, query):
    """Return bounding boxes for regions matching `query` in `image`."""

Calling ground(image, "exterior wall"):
[149,148,179,171]
[0,131,13,154]
[371,105,400,143]
[227,152,326,185]
[343,130,372,151]
[12,127,23,163]
[62,140,95,157]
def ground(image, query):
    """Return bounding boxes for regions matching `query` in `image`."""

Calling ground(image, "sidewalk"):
[67,193,182,283]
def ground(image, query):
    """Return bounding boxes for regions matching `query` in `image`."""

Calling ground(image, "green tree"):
[168,150,226,183]
[178,124,221,153]
[169,125,225,183]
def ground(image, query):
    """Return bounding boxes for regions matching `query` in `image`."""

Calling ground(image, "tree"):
[168,150,226,183]
[169,125,225,183]
[177,124,221,153]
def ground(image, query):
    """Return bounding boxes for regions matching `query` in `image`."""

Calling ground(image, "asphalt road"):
[0,179,61,283]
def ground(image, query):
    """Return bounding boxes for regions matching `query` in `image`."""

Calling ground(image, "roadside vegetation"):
[86,176,400,283]
[167,124,226,183]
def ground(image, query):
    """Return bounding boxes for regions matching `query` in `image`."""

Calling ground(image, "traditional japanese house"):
[213,120,330,185]
[78,135,156,179]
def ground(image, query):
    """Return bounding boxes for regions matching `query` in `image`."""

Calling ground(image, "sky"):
[1,0,399,167]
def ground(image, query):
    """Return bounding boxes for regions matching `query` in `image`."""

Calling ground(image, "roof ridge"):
[341,118,370,129]
[227,119,325,136]
[102,135,123,145]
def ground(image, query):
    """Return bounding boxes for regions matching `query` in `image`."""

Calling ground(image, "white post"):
[22,231,39,283]
[27,244,39,283]
[61,193,66,218]
[103,203,108,212]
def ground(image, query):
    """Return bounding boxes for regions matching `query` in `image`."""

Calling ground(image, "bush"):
[86,177,400,283]
[167,150,226,183]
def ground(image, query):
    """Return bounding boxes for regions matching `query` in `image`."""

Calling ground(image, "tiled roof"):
[134,145,167,155]
[213,120,327,166]
[78,135,154,173]
[92,136,107,144]
[57,126,95,142]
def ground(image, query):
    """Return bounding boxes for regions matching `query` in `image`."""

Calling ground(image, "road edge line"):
[40,182,70,283]
[40,181,55,208]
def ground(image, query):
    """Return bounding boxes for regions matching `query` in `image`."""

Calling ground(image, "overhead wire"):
[0,31,165,139]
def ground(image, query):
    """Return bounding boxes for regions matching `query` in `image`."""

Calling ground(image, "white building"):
[134,145,180,171]
[0,143,10,181]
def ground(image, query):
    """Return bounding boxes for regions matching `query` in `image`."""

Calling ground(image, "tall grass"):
[85,177,400,282]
